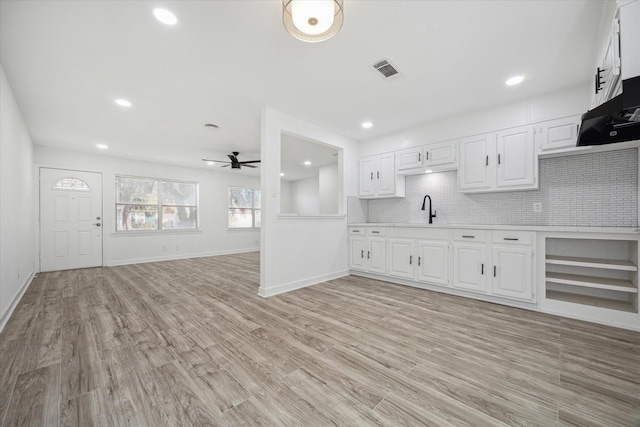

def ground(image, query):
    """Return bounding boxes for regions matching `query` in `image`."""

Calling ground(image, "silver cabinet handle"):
[93,223,101,227]
[409,255,412,265]
[503,238,519,241]
[462,235,475,239]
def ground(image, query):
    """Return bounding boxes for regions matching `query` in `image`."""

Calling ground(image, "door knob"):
[93,223,101,227]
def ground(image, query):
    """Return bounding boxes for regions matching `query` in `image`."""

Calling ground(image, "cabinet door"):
[416,240,449,286]
[425,141,456,167]
[387,238,414,279]
[537,116,581,152]
[458,134,494,192]
[359,157,376,197]
[492,246,533,301]
[367,236,386,275]
[453,243,488,293]
[496,126,536,190]
[376,153,396,195]
[349,236,366,270]
[397,147,423,171]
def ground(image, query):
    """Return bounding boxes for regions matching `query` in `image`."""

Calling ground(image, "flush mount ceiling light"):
[96,143,109,150]
[114,98,132,107]
[283,0,344,43]
[304,160,312,166]
[505,75,525,86]
[153,8,177,25]
[361,121,373,129]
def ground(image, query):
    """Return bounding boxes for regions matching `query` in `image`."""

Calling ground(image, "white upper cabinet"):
[495,126,536,190]
[396,140,457,175]
[459,127,537,193]
[535,115,582,153]
[425,140,457,169]
[458,133,495,192]
[397,147,423,171]
[359,153,405,198]
[620,0,640,81]
[592,10,622,108]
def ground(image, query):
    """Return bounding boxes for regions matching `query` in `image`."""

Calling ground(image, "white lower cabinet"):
[350,226,535,303]
[416,240,449,286]
[349,228,386,273]
[492,246,533,301]
[453,242,489,293]
[387,238,414,279]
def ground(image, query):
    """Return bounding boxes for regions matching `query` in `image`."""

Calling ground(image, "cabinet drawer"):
[453,230,487,242]
[492,231,534,246]
[367,227,387,236]
[350,228,365,235]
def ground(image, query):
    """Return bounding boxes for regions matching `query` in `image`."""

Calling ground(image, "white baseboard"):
[258,269,350,298]
[0,270,36,333]
[105,247,259,267]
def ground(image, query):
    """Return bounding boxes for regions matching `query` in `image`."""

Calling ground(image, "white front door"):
[40,168,103,272]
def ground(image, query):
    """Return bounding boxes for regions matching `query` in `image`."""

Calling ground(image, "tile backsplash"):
[354,148,638,227]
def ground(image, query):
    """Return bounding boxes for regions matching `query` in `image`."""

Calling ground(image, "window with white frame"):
[228,187,261,229]
[116,176,198,231]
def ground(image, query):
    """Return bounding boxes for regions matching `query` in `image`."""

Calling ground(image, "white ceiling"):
[0,1,604,175]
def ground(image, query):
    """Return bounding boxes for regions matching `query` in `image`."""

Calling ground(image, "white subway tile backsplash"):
[365,148,638,227]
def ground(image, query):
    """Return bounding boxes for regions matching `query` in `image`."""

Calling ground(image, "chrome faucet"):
[421,195,436,224]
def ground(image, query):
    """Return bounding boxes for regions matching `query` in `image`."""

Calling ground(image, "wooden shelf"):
[546,255,637,271]
[546,290,637,313]
[545,272,637,293]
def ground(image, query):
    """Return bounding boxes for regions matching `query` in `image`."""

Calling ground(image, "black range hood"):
[577,76,640,146]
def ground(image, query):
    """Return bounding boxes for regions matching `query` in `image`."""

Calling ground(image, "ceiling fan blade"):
[221,164,230,167]
[243,165,258,168]
[202,158,231,163]
[239,160,261,164]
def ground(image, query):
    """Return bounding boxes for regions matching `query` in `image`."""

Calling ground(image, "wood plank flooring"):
[1,252,639,426]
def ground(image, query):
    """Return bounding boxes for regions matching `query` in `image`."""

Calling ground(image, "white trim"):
[0,271,35,333]
[277,214,346,220]
[258,269,349,298]
[105,248,259,267]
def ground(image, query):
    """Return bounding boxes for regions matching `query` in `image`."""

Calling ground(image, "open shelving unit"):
[545,238,639,313]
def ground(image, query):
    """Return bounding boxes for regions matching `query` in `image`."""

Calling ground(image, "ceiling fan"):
[202,152,261,169]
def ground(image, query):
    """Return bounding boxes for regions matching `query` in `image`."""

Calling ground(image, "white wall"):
[358,84,590,157]
[319,163,338,215]
[291,176,320,215]
[260,108,358,297]
[34,146,260,267]
[0,65,36,330]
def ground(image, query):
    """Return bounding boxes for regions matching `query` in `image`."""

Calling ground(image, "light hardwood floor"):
[1,252,639,426]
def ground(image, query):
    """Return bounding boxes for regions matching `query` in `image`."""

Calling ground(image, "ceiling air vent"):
[372,58,400,79]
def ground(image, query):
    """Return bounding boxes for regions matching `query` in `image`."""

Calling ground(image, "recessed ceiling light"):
[280,172,285,177]
[115,99,132,107]
[425,169,433,174]
[505,75,525,86]
[362,122,373,129]
[304,161,312,166]
[207,161,215,166]
[96,144,109,150]
[153,8,177,25]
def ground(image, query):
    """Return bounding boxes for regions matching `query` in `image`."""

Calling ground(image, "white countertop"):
[348,223,640,234]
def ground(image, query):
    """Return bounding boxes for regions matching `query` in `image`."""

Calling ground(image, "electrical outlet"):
[533,202,542,213]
